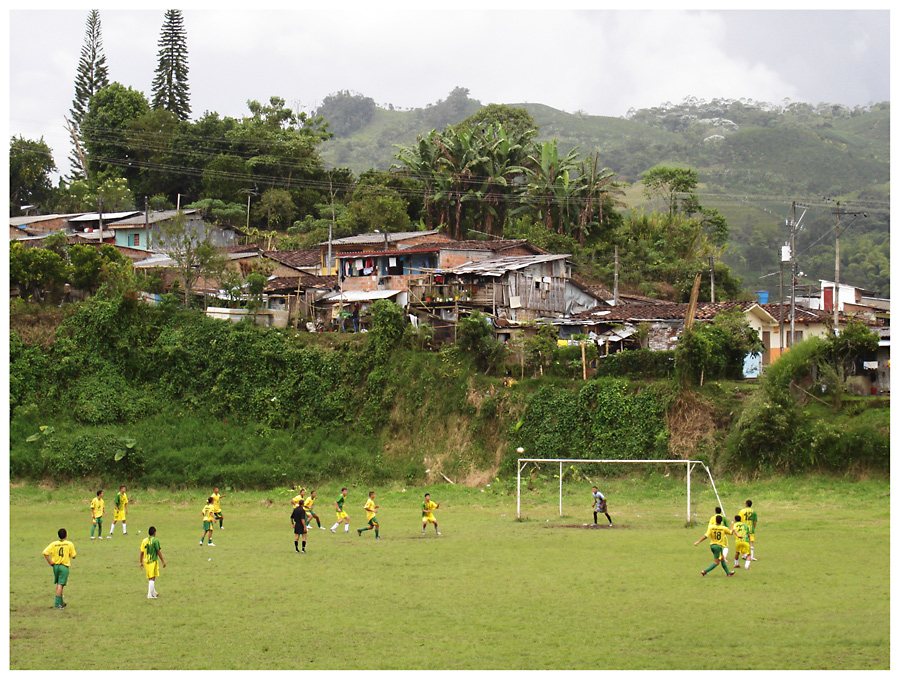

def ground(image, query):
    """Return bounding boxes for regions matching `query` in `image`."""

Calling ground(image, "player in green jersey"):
[43,528,76,609]
[108,486,128,537]
[695,515,736,577]
[331,487,350,533]
[139,526,166,599]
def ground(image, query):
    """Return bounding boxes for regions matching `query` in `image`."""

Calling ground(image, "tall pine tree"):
[151,9,191,121]
[68,9,109,181]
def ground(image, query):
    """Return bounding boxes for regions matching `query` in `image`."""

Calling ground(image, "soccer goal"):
[516,457,723,524]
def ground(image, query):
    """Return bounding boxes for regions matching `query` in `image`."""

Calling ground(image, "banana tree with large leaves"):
[522,140,581,236]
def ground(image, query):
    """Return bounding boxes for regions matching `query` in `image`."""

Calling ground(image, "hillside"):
[8,299,890,488]
[317,91,890,297]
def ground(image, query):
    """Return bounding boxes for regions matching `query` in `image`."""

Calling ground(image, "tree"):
[81,82,150,186]
[9,242,69,301]
[252,188,296,229]
[641,165,699,216]
[151,9,191,121]
[68,243,131,294]
[457,104,537,138]
[9,136,57,215]
[154,210,225,308]
[316,90,376,136]
[68,9,109,180]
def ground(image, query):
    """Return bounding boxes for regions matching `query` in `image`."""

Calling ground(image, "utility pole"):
[709,254,715,304]
[830,201,866,328]
[613,246,619,305]
[97,196,104,245]
[144,196,150,249]
[787,201,808,347]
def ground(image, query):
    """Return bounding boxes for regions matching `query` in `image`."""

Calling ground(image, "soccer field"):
[8,476,890,670]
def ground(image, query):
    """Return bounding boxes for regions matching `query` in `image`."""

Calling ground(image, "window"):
[132,233,140,247]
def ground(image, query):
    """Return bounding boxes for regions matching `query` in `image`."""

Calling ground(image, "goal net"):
[516,457,723,524]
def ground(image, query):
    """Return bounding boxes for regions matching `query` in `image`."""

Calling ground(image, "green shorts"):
[710,544,725,560]
[203,521,214,531]
[52,564,69,586]
[367,517,378,527]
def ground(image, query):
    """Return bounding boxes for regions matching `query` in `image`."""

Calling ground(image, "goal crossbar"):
[516,458,722,522]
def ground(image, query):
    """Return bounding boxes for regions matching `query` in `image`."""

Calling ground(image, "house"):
[67,211,141,243]
[318,229,454,274]
[10,214,86,236]
[105,209,238,250]
[408,253,604,326]
[263,273,339,328]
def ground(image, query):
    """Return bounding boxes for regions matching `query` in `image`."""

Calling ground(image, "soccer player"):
[211,487,226,529]
[43,528,76,609]
[422,493,441,535]
[695,515,736,577]
[732,514,752,570]
[89,489,106,540]
[738,500,758,561]
[291,488,306,508]
[357,491,381,539]
[139,526,166,599]
[331,487,350,533]
[303,490,325,530]
[291,502,308,553]
[708,507,730,560]
[200,497,216,546]
[591,486,612,526]
[108,485,128,537]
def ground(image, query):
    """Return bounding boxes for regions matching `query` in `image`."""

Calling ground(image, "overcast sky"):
[6,7,892,181]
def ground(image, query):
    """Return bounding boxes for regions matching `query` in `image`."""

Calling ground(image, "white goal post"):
[516,458,723,523]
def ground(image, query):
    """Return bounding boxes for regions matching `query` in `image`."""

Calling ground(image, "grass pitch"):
[8,475,890,670]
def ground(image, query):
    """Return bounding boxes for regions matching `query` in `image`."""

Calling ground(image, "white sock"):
[331,523,339,531]
[109,525,114,535]
[122,523,126,534]
[344,525,349,532]
[148,581,154,597]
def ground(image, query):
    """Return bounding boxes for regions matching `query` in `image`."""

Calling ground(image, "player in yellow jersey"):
[291,488,306,508]
[738,500,758,561]
[732,515,752,570]
[89,489,106,540]
[211,487,226,529]
[694,515,736,577]
[303,490,325,529]
[331,488,350,533]
[108,486,128,537]
[43,528,76,609]
[200,497,216,546]
[139,526,166,599]
[357,491,381,539]
[708,507,730,561]
[421,493,441,535]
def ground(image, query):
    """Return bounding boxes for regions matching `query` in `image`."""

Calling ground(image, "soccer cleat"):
[319,527,326,530]
[727,571,736,577]
[295,548,300,552]
[357,529,362,536]
[701,570,707,576]
[436,532,442,536]
[301,549,306,553]
[208,542,215,547]
[123,533,127,535]
[609,524,613,527]
[59,602,67,608]
[331,528,336,533]
[98,537,103,540]
[199,541,204,545]
[375,536,382,540]
[751,557,758,561]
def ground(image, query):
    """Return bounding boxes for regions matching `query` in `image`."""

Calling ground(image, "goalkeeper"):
[591,486,612,526]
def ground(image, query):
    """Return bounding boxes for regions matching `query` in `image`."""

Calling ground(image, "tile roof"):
[264,274,338,291]
[321,230,445,246]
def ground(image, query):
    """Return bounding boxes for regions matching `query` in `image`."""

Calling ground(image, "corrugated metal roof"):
[320,290,402,303]
[68,211,142,222]
[106,209,200,226]
[321,230,444,246]
[444,253,571,276]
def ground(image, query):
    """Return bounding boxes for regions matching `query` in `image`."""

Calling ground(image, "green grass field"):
[8,475,890,670]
